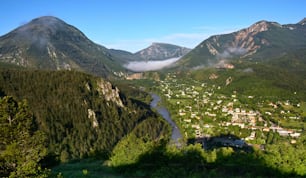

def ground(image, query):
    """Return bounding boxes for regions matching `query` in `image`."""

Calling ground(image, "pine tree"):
[0,96,49,177]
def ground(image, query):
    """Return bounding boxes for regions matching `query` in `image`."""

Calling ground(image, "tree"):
[0,96,49,177]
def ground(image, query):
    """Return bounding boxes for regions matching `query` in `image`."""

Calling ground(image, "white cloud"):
[124,57,180,72]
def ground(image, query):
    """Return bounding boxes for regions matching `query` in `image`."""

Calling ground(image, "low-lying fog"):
[124,57,181,72]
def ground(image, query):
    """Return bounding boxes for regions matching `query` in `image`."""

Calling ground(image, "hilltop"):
[177,18,306,68]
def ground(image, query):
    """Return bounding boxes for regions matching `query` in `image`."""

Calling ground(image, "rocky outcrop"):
[88,109,98,128]
[96,79,124,107]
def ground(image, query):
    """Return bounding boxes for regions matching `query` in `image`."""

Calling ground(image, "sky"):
[1,0,305,53]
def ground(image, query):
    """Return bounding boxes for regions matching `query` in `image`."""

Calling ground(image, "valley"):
[0,15,306,178]
[153,71,305,146]
[150,93,183,145]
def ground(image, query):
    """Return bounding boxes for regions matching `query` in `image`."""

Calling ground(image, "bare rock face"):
[96,79,124,108]
[88,109,99,128]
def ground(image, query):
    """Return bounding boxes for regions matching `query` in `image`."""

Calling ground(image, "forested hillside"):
[0,69,170,170]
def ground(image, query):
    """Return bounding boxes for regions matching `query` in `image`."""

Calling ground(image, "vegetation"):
[0,15,305,178]
[51,138,305,177]
[1,48,305,178]
[0,96,49,177]
[0,69,169,165]
[131,57,305,177]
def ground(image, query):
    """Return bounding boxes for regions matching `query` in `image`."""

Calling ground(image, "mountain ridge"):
[0,16,124,77]
[134,42,191,61]
[177,18,306,68]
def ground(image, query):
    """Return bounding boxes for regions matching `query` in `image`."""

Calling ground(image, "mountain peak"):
[0,16,122,77]
[7,15,90,48]
[248,20,281,33]
[178,18,306,68]
[135,43,191,61]
[17,16,66,33]
[298,18,306,25]
[151,42,170,46]
[31,16,64,23]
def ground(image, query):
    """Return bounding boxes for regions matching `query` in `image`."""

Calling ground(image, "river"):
[150,93,183,145]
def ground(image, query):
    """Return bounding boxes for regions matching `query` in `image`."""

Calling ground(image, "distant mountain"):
[0,16,124,77]
[178,18,306,68]
[134,42,191,61]
[108,49,141,63]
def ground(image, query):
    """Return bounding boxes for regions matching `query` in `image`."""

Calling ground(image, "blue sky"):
[1,0,305,52]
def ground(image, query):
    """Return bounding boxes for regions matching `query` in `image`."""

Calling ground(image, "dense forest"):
[0,69,170,177]
[0,96,49,177]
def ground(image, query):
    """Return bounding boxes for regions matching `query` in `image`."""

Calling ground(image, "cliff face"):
[96,79,124,108]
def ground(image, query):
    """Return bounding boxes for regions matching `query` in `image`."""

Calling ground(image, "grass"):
[50,159,123,178]
[300,102,306,117]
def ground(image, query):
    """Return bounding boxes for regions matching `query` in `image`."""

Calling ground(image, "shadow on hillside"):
[112,134,302,178]
[188,134,254,152]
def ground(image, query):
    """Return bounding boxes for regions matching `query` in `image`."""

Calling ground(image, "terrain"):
[0,69,170,177]
[134,42,191,61]
[0,16,306,177]
[0,16,129,78]
[177,18,306,68]
[0,16,191,77]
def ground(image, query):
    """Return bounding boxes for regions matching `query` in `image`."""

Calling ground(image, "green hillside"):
[0,69,170,177]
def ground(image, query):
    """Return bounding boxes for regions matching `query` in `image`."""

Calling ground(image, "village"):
[155,73,304,147]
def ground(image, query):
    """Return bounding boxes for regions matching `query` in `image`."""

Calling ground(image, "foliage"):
[0,96,49,177]
[0,69,169,163]
[188,60,306,101]
[109,142,299,178]
[50,158,123,178]
[263,137,306,176]
[109,117,170,168]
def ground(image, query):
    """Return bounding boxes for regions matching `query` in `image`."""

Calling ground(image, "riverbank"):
[150,93,183,146]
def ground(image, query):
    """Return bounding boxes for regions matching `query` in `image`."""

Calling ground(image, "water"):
[150,93,182,145]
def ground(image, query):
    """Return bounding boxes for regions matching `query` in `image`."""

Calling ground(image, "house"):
[290,132,301,138]
[245,131,256,140]
[184,119,191,123]
[192,124,200,129]
[235,108,240,113]
[204,124,211,128]
[222,107,228,113]
[278,129,293,136]
[265,111,272,116]
[232,123,245,128]
[179,112,186,116]
[291,139,297,144]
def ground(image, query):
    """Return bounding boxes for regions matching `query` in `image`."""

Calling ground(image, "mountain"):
[178,18,306,68]
[0,69,170,164]
[134,42,191,61]
[0,16,124,77]
[108,48,141,63]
